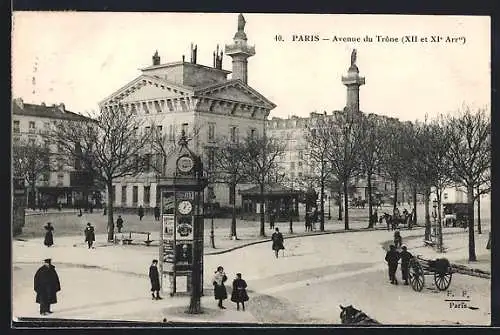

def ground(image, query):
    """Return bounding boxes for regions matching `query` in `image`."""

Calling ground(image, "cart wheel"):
[409,259,425,292]
[434,271,452,291]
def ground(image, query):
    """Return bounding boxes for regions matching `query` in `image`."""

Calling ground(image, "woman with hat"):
[43,222,54,247]
[212,266,228,309]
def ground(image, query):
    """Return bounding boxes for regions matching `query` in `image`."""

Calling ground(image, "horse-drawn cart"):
[408,256,453,292]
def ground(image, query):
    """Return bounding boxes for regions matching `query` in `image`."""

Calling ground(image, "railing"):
[225,44,255,55]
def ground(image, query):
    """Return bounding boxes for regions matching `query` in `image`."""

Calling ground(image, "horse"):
[339,305,380,325]
[380,213,394,230]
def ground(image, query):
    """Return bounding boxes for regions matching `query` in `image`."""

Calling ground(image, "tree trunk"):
[467,185,477,261]
[343,180,349,230]
[338,191,343,221]
[367,173,373,228]
[230,182,237,239]
[412,186,417,226]
[259,183,265,237]
[106,181,115,242]
[477,188,482,235]
[320,175,325,232]
[424,189,431,241]
[393,178,398,214]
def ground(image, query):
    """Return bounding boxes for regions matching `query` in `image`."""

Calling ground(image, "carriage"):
[408,256,453,292]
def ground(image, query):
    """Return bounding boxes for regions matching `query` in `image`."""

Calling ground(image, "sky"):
[12,12,490,122]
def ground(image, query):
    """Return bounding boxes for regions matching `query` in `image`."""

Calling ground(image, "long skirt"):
[214,284,227,300]
[44,232,54,247]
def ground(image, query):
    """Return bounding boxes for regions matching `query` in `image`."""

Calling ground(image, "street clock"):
[177,155,194,173]
[177,200,193,215]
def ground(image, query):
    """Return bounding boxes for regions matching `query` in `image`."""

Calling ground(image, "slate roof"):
[12,102,93,122]
[239,183,304,196]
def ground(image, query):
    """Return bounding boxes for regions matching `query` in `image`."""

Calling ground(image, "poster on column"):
[162,214,175,238]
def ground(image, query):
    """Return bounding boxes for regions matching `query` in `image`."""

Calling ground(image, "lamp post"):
[432,199,441,251]
[208,186,216,248]
[289,178,295,234]
[328,194,331,220]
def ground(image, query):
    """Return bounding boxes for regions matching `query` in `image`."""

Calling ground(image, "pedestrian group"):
[385,244,413,285]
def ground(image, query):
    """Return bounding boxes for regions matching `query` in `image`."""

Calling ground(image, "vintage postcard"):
[11,12,491,326]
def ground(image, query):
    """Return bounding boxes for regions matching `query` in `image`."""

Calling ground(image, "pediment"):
[100,75,193,106]
[205,86,261,105]
[196,80,276,109]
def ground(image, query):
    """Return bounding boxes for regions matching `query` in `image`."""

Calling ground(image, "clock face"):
[177,156,194,173]
[177,200,193,215]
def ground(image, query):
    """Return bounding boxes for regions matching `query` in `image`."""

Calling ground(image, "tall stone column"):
[341,49,365,112]
[225,14,255,84]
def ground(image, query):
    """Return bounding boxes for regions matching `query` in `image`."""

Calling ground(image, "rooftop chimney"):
[41,102,46,107]
[190,43,198,64]
[152,50,160,66]
[58,103,65,112]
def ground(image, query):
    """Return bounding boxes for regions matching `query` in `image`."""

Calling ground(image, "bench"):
[424,240,436,247]
[116,231,153,246]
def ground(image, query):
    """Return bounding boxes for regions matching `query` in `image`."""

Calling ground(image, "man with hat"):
[84,223,95,249]
[400,245,413,285]
[149,259,162,300]
[34,258,61,315]
[384,244,400,285]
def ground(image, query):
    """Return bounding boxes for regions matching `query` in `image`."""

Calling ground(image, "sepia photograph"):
[11,12,491,326]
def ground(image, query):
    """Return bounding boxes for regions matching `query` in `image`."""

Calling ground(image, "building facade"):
[100,14,276,209]
[12,98,95,208]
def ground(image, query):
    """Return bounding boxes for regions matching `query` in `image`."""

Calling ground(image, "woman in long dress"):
[230,273,249,311]
[44,222,54,247]
[212,266,228,309]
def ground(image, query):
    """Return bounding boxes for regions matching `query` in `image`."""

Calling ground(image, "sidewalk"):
[15,218,394,256]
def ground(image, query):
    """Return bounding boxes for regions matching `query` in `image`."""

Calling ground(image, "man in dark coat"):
[116,215,124,233]
[34,259,61,315]
[269,210,276,230]
[271,228,285,258]
[154,206,160,221]
[84,223,95,249]
[138,206,145,221]
[385,244,400,285]
[400,246,413,285]
[149,259,162,300]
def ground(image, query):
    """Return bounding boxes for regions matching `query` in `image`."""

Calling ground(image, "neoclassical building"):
[99,14,276,209]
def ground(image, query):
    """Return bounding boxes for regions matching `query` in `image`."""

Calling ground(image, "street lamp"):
[289,178,295,234]
[432,199,443,252]
[328,194,331,220]
[208,186,216,248]
[432,199,437,238]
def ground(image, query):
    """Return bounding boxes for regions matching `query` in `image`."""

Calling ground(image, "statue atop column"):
[238,13,246,32]
[350,49,357,67]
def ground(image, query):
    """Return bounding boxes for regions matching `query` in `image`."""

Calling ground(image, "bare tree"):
[212,136,250,240]
[12,137,51,209]
[241,134,286,237]
[411,116,454,248]
[304,114,333,231]
[49,104,152,241]
[446,105,490,261]
[379,118,412,216]
[475,169,491,235]
[358,113,385,228]
[324,108,364,230]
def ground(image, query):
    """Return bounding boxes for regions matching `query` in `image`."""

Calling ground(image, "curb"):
[205,226,422,256]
